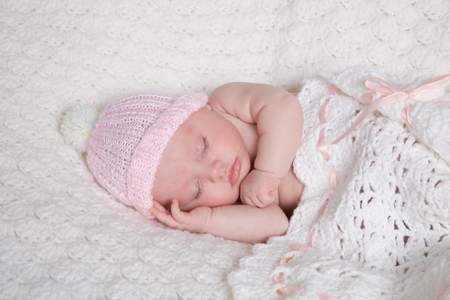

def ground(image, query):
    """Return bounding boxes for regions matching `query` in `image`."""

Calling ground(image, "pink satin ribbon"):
[319,99,330,124]
[277,286,302,295]
[319,129,331,160]
[318,98,338,190]
[328,85,339,96]
[402,104,413,128]
[317,199,329,218]
[319,85,338,122]
[332,73,450,144]
[437,284,450,300]
[316,291,341,300]
[329,166,337,189]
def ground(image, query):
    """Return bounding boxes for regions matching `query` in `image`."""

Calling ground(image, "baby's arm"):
[150,201,289,243]
[209,83,303,207]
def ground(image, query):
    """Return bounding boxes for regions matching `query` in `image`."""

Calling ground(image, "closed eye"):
[195,179,203,199]
[195,136,208,199]
[202,136,209,158]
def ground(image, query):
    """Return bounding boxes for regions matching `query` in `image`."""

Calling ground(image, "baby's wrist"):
[252,168,283,183]
[195,206,213,234]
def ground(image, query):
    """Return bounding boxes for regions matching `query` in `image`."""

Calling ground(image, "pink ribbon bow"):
[332,73,450,144]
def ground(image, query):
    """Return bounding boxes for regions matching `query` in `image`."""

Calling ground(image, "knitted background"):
[0,0,449,299]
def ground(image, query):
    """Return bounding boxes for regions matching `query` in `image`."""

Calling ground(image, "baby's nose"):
[208,160,224,183]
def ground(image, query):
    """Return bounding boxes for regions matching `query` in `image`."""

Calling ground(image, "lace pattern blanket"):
[1,1,450,299]
[229,66,450,299]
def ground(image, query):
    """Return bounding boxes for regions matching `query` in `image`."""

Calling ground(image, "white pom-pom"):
[60,104,98,152]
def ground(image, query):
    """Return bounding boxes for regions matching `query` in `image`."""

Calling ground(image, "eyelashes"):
[202,136,209,158]
[195,179,203,199]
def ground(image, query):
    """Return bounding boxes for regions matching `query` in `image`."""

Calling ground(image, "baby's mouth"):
[228,158,241,187]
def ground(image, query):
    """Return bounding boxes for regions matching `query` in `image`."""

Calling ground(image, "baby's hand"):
[149,200,212,233]
[240,169,281,208]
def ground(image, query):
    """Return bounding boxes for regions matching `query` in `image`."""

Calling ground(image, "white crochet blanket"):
[1,1,450,299]
[229,66,450,299]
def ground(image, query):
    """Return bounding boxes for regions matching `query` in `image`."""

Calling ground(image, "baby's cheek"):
[180,165,188,176]
[223,186,241,206]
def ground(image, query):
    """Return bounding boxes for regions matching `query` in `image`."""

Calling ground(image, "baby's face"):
[152,105,251,211]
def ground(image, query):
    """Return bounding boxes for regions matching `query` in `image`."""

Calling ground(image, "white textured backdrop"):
[0,0,449,299]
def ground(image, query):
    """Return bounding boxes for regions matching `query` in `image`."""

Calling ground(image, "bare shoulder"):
[208,82,256,120]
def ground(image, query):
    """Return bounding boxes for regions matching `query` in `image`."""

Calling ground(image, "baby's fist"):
[240,169,280,208]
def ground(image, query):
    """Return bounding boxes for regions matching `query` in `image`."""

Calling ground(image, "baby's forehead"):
[175,120,197,137]
[175,108,227,139]
[179,110,208,129]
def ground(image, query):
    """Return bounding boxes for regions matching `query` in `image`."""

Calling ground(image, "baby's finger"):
[258,193,273,207]
[149,206,166,221]
[241,196,255,207]
[256,196,269,208]
[247,195,264,208]
[171,199,180,213]
[151,201,167,213]
[150,207,181,229]
[170,200,190,223]
[246,197,263,208]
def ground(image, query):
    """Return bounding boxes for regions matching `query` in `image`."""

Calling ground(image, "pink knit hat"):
[62,92,208,219]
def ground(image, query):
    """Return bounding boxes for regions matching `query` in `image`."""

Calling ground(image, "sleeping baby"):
[148,82,304,243]
[61,66,450,247]
[62,81,304,244]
